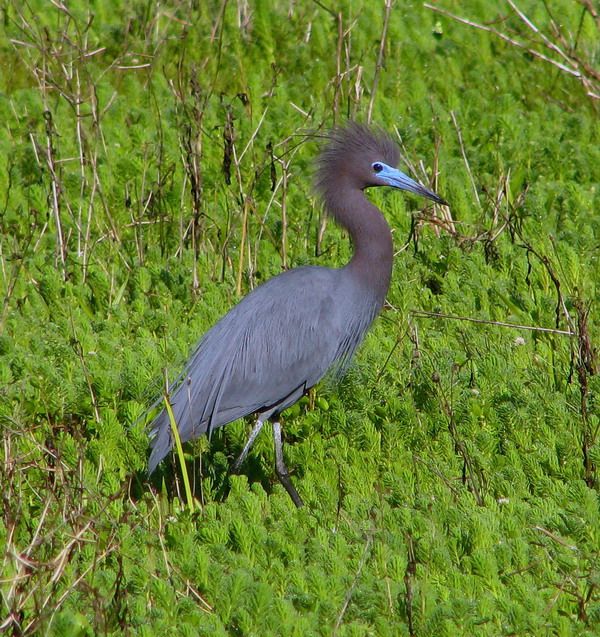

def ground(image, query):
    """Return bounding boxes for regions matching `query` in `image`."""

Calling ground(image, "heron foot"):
[273,421,304,508]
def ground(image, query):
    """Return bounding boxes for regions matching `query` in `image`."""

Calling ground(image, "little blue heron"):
[148,123,446,507]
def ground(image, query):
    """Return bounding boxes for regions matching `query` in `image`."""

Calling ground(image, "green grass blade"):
[164,396,195,513]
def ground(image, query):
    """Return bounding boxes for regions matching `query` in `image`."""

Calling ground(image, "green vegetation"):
[1,1,599,634]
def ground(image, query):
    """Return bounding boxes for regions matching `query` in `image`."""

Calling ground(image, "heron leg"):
[231,418,265,473]
[272,421,304,508]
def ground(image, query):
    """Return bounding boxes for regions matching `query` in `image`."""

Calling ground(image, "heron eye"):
[372,162,383,173]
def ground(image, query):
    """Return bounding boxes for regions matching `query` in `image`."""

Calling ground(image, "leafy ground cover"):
[1,0,599,634]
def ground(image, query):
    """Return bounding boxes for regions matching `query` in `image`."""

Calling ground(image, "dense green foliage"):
[1,0,599,634]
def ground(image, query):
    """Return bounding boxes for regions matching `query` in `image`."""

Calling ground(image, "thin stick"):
[366,0,393,124]
[280,158,289,269]
[410,309,575,336]
[507,0,577,68]
[450,110,480,207]
[333,11,343,124]
[333,531,374,634]
[42,111,67,277]
[424,2,590,83]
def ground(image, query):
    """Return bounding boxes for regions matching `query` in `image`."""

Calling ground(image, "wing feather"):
[148,266,380,471]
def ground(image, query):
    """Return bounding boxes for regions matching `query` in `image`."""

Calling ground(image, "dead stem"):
[366,0,392,124]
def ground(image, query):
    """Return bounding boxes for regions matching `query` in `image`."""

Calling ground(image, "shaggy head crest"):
[315,122,400,198]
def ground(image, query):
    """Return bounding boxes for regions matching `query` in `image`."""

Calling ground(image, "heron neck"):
[325,186,393,305]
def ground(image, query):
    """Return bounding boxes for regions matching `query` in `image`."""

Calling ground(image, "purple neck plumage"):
[315,124,402,309]
[322,182,393,307]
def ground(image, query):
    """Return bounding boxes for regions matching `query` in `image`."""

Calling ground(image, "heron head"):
[315,122,447,206]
